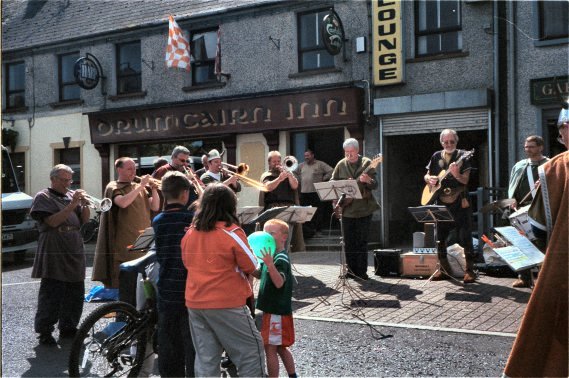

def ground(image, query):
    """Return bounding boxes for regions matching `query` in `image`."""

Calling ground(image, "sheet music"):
[314,180,362,201]
[275,206,316,224]
[493,226,545,271]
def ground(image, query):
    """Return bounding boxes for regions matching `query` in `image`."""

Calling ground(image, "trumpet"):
[69,190,112,212]
[183,166,206,196]
[282,156,298,172]
[133,175,162,189]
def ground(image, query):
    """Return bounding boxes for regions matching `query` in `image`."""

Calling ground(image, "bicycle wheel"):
[68,301,147,377]
[80,219,98,243]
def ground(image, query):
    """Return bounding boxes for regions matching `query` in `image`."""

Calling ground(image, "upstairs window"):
[116,41,142,94]
[538,1,568,40]
[298,9,335,72]
[59,52,80,101]
[415,0,462,57]
[190,28,218,85]
[5,62,25,109]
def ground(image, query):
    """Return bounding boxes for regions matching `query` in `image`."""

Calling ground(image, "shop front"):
[87,86,364,205]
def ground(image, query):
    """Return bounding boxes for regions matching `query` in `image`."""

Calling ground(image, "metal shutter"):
[382,108,489,135]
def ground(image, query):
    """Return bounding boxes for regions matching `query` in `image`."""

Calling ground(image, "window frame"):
[190,27,219,86]
[534,0,569,46]
[414,0,463,58]
[58,51,81,102]
[297,8,336,73]
[116,41,142,95]
[5,61,26,110]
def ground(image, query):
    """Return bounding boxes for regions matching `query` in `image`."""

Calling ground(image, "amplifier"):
[373,249,401,277]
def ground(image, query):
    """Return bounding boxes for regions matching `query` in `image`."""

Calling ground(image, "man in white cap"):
[504,105,568,378]
[200,149,241,193]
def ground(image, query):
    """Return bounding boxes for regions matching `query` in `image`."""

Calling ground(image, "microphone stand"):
[312,192,370,315]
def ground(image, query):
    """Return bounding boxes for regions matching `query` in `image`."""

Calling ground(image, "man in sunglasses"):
[424,129,476,284]
[505,107,568,378]
[152,145,191,180]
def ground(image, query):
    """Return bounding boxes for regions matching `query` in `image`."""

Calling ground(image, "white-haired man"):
[331,138,380,280]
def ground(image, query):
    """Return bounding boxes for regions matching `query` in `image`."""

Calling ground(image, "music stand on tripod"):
[407,205,461,285]
[311,180,371,312]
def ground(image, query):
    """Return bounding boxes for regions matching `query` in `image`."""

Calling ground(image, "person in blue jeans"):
[152,171,196,377]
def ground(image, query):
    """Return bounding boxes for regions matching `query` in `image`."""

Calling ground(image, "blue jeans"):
[158,302,195,377]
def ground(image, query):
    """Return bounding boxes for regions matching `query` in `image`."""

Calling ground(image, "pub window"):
[415,0,462,57]
[116,41,142,94]
[5,62,25,109]
[55,147,81,190]
[59,52,80,101]
[190,28,218,85]
[538,1,568,40]
[298,9,335,72]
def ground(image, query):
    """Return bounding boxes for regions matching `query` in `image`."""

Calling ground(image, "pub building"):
[2,0,567,250]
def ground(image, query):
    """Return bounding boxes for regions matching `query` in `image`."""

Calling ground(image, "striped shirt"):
[152,204,193,307]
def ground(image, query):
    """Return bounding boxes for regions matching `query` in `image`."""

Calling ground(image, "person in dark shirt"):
[424,129,476,284]
[152,171,195,377]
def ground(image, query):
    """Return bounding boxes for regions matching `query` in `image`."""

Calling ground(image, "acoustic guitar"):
[421,149,475,206]
[333,153,383,217]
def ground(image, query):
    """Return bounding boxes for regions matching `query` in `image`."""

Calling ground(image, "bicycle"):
[68,251,158,377]
[81,210,101,243]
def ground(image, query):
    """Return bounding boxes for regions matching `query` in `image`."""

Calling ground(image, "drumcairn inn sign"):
[88,87,363,144]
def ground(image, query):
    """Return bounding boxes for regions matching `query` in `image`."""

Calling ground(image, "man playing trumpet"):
[200,149,241,193]
[92,157,160,288]
[31,164,90,345]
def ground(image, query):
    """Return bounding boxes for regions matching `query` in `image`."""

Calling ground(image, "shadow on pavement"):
[22,341,71,377]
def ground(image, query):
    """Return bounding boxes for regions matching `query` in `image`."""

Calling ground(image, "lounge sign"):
[371,0,404,86]
[88,88,363,144]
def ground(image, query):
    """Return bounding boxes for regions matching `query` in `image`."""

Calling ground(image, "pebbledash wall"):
[2,1,372,211]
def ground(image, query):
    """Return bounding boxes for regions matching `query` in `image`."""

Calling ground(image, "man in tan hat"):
[200,149,241,193]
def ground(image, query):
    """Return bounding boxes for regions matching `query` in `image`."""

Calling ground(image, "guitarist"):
[331,138,380,280]
[424,129,476,284]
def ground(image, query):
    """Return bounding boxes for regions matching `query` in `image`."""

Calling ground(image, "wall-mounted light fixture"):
[63,136,71,149]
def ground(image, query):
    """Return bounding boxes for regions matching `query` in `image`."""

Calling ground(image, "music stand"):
[128,227,155,252]
[312,181,370,314]
[237,206,263,225]
[407,205,461,285]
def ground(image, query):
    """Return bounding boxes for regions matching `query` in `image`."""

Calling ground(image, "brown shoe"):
[512,278,531,288]
[431,270,448,281]
[463,270,476,283]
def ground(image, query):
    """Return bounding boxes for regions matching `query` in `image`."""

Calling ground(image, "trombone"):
[221,162,268,192]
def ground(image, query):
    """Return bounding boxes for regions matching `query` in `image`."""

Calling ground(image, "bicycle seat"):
[119,251,157,274]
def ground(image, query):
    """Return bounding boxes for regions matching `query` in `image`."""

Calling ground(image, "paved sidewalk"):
[275,251,531,337]
[84,243,530,336]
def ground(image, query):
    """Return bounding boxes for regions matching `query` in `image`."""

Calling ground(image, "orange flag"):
[165,15,190,71]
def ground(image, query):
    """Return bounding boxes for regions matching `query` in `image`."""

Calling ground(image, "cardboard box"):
[400,252,438,277]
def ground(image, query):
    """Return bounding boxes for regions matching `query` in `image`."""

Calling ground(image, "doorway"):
[383,130,487,247]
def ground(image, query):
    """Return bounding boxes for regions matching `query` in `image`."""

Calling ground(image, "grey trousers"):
[188,306,266,377]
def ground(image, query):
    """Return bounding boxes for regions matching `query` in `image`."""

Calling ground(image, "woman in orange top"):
[181,183,265,377]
